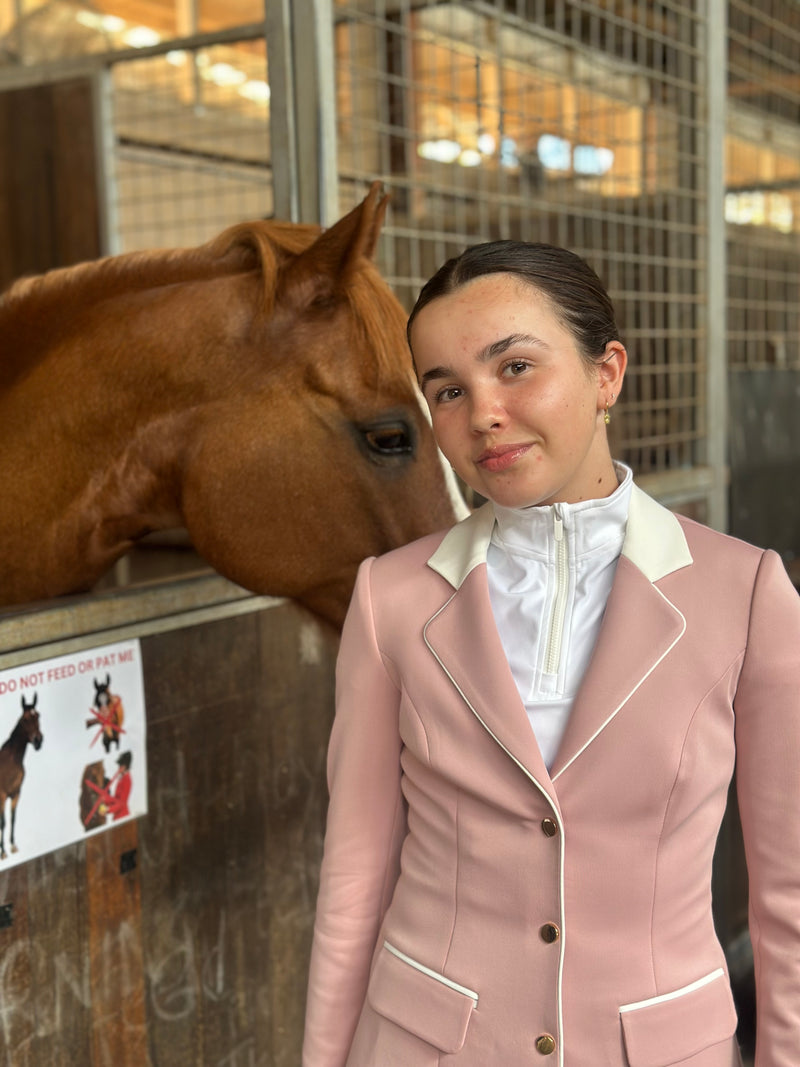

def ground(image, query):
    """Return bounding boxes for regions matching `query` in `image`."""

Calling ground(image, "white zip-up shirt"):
[487,464,633,769]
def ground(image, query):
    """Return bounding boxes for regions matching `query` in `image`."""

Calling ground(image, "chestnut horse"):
[0,185,462,627]
[0,693,44,860]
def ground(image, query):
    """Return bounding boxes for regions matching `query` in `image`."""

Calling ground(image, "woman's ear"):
[598,341,627,413]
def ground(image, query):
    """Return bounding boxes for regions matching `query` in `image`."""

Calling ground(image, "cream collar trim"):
[427,481,693,589]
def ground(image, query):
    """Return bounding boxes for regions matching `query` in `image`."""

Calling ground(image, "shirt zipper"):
[544,506,569,676]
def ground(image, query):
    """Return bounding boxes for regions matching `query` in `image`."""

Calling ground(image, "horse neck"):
[2,723,30,761]
[3,269,253,515]
[6,265,256,415]
[1,241,256,385]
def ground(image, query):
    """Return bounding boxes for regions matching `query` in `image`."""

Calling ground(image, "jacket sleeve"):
[733,549,800,1065]
[303,557,407,1066]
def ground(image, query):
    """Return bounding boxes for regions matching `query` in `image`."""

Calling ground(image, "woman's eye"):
[503,360,530,377]
[434,385,463,404]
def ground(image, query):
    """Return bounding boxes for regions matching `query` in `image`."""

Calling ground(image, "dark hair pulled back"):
[407,240,620,367]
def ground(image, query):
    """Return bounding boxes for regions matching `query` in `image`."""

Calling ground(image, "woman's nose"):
[469,388,505,434]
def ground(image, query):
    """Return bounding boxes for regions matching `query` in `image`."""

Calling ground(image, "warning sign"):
[0,640,147,868]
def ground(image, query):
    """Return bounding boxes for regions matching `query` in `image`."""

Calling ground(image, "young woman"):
[303,241,800,1066]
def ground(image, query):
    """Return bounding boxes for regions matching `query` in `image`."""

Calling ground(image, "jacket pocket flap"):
[620,968,738,1067]
[367,942,477,1054]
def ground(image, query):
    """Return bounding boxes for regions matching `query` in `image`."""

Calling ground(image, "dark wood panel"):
[24,844,93,1066]
[257,609,335,1065]
[51,80,103,271]
[86,820,148,1065]
[0,78,102,292]
[0,864,35,1066]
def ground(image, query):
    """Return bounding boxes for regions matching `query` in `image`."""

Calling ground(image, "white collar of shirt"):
[490,462,633,563]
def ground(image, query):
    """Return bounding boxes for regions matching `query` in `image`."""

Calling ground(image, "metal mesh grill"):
[335,0,708,477]
[110,37,273,252]
[727,0,800,370]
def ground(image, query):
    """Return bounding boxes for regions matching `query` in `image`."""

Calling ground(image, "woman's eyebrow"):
[479,333,544,361]
[419,365,454,390]
[419,333,544,390]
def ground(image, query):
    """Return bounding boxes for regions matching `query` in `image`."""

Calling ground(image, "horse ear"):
[277,182,389,308]
[32,692,37,708]
[105,673,111,687]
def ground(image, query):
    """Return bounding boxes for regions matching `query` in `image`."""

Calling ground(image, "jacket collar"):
[427,482,693,589]
[423,482,694,790]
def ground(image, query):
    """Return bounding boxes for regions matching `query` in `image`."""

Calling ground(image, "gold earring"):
[604,393,615,425]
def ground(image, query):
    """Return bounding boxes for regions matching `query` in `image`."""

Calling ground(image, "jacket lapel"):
[550,485,693,779]
[549,556,686,779]
[423,566,555,797]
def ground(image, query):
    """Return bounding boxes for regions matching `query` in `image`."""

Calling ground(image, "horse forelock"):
[216,217,414,388]
[225,222,415,389]
[210,219,322,315]
[344,263,416,389]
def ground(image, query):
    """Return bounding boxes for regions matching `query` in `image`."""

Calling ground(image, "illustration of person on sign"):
[81,751,133,828]
[105,751,132,821]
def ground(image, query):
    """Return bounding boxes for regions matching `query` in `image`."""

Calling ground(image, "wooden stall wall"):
[0,600,337,1066]
[0,77,102,291]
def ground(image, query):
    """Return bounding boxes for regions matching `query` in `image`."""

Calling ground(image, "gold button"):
[539,922,560,943]
[535,1033,556,1055]
[541,818,558,837]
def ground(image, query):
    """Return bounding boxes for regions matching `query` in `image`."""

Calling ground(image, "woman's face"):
[410,273,625,509]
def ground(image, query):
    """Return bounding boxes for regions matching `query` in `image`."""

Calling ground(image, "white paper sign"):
[0,639,147,868]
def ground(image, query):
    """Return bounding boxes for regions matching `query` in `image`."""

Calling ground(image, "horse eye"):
[362,424,413,456]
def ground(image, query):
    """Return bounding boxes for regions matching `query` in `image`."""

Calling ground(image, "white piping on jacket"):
[383,941,479,1006]
[552,583,687,781]
[423,596,566,1067]
[619,967,725,1013]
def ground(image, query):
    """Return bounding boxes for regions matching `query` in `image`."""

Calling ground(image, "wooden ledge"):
[0,573,284,669]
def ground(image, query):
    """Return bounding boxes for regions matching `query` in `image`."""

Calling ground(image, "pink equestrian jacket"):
[303,485,800,1066]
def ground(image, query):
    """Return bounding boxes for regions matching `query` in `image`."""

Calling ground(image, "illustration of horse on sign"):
[80,760,108,832]
[85,674,125,753]
[0,184,463,628]
[0,693,44,860]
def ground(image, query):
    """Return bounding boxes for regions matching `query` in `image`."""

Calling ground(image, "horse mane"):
[342,264,411,385]
[1,720,24,749]
[0,219,318,326]
[0,216,411,386]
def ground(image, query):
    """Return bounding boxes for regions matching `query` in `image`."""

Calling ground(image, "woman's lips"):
[476,443,532,473]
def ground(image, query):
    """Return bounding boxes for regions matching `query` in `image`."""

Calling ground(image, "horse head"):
[20,693,43,751]
[0,185,463,626]
[177,184,463,626]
